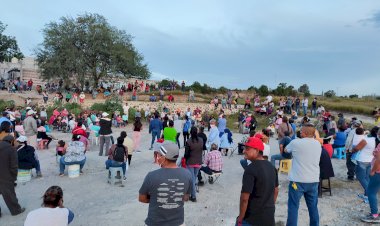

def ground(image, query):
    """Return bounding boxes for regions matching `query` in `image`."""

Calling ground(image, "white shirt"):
[123,105,130,115]
[24,207,69,226]
[263,143,270,157]
[357,136,376,163]
[174,119,183,133]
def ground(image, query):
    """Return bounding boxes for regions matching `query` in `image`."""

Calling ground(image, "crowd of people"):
[2,83,380,225]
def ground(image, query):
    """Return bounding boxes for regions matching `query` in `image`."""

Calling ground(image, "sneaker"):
[357,193,367,200]
[361,214,380,223]
[80,170,84,175]
[198,181,205,186]
[364,197,369,204]
[12,207,25,216]
[149,147,153,150]
[189,197,197,202]
[36,172,43,178]
[59,173,64,177]
[123,176,127,181]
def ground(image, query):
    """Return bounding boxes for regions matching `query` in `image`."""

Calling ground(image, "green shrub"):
[90,96,123,115]
[0,99,15,111]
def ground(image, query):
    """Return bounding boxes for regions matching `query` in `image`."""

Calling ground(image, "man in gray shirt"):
[23,110,38,149]
[139,142,192,226]
[284,124,321,226]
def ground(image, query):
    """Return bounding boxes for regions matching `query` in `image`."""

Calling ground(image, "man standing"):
[123,103,129,122]
[345,120,362,181]
[149,113,163,150]
[302,97,308,116]
[0,135,25,217]
[218,114,227,133]
[284,124,321,226]
[139,142,192,226]
[237,137,279,226]
[27,79,33,91]
[23,109,38,149]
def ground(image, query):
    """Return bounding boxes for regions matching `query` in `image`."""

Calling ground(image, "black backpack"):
[113,145,125,162]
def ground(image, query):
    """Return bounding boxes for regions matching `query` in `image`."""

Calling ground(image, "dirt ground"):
[0,123,376,226]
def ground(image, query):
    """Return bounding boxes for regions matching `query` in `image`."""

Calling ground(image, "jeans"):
[356,161,371,196]
[296,105,300,115]
[60,157,86,174]
[346,152,356,179]
[99,135,111,156]
[311,107,317,116]
[176,132,180,149]
[270,154,286,167]
[368,173,380,214]
[240,159,249,170]
[105,159,126,175]
[287,182,319,226]
[187,167,200,198]
[151,130,160,148]
[303,106,308,116]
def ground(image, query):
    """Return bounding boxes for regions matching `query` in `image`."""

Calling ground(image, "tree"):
[0,21,24,62]
[324,90,336,98]
[35,13,150,88]
[257,85,269,96]
[298,84,310,96]
[349,94,359,99]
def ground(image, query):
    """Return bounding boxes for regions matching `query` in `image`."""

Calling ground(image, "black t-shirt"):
[242,160,279,226]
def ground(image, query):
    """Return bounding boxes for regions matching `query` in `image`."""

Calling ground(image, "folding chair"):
[228,143,239,158]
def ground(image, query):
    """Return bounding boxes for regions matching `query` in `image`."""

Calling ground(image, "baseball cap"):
[16,136,28,143]
[26,107,32,111]
[353,120,362,127]
[27,110,36,115]
[102,112,109,117]
[244,137,264,151]
[154,142,179,161]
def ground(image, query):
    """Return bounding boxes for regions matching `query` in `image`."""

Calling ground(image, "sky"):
[1,0,380,96]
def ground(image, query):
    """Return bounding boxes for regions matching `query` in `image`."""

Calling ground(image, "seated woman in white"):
[24,186,74,226]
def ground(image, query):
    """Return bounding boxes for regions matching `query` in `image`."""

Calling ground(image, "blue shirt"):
[149,118,163,133]
[334,132,346,146]
[0,116,11,126]
[290,123,297,140]
[217,118,227,133]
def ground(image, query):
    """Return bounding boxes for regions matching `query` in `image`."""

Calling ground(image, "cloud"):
[359,10,380,27]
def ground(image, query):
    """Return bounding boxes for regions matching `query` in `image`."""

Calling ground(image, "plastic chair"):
[37,139,49,150]
[279,159,292,174]
[108,167,124,185]
[333,147,346,159]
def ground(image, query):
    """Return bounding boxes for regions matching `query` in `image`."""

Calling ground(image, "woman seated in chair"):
[37,121,53,148]
[16,136,42,177]
[219,128,233,156]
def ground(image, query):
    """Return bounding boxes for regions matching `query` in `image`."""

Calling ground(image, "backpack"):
[183,120,191,132]
[113,145,125,162]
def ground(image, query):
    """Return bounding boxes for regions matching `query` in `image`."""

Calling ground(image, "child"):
[56,140,66,157]
[117,115,124,127]
[361,145,380,223]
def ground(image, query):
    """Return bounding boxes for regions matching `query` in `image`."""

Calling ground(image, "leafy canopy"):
[35,13,150,88]
[0,21,24,62]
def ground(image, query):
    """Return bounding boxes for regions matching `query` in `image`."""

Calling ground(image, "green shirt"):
[163,127,177,143]
[66,93,72,99]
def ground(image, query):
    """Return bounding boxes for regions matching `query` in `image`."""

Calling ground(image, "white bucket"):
[68,164,80,178]
[17,169,32,183]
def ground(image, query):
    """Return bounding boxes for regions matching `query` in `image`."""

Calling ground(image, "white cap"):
[27,110,36,115]
[16,135,28,143]
[102,112,109,117]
